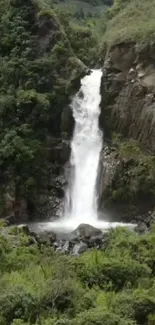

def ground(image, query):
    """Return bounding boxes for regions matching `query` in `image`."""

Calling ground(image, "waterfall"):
[64,69,103,227]
[20,70,136,234]
[45,69,136,232]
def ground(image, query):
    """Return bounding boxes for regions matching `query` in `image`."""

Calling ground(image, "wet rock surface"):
[72,242,88,255]
[70,223,102,240]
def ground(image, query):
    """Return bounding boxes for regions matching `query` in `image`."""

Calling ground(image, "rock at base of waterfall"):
[35,231,56,246]
[17,224,30,235]
[70,223,102,241]
[135,222,148,234]
[72,242,88,255]
[89,234,104,246]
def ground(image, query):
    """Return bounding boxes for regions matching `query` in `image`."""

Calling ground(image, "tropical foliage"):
[1,224,155,324]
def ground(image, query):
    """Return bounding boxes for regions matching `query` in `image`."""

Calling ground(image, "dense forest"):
[0,0,87,221]
[1,0,155,324]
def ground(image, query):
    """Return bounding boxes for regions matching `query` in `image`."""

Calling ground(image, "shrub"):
[110,289,155,325]
[11,320,30,325]
[77,248,151,290]
[0,287,39,324]
[69,309,135,325]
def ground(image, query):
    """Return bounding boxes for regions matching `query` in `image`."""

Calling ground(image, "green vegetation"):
[105,136,155,203]
[52,0,113,65]
[54,8,99,65]
[53,0,155,62]
[53,0,111,20]
[101,0,155,52]
[0,0,85,216]
[0,0,115,218]
[1,224,155,324]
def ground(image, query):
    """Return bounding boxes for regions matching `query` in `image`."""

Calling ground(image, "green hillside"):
[102,0,155,52]
[52,0,112,18]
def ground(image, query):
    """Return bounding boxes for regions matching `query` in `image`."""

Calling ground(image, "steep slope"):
[99,0,155,221]
[51,0,113,66]
[101,0,155,52]
[0,0,85,222]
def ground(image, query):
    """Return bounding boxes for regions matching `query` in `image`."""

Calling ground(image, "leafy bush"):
[0,287,39,324]
[69,309,135,325]
[77,249,151,290]
[11,320,30,325]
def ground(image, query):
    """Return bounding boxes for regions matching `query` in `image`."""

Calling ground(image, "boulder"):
[53,241,60,249]
[36,233,51,246]
[17,224,30,235]
[71,223,102,241]
[72,242,88,255]
[62,241,70,253]
[135,222,148,234]
[89,234,104,246]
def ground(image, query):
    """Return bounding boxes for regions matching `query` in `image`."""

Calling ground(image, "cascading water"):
[64,69,103,228]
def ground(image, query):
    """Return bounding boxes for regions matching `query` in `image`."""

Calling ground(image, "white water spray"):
[64,69,103,227]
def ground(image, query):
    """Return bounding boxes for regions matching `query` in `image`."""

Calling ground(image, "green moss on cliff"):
[108,137,155,204]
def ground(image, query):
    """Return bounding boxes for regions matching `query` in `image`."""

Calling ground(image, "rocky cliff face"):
[100,43,155,151]
[99,43,155,221]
